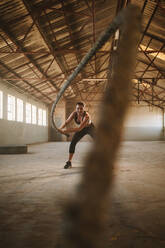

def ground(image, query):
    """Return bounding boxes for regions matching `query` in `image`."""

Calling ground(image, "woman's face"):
[76,104,84,115]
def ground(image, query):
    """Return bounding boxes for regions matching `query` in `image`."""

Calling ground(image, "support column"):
[48,100,66,141]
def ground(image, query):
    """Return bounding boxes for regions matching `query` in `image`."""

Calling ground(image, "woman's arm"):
[64,113,90,133]
[58,112,75,129]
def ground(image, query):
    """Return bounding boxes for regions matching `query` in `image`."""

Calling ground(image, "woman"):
[58,102,95,169]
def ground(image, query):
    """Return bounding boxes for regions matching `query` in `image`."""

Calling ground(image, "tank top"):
[74,111,86,125]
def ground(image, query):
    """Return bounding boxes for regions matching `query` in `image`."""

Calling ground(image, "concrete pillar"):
[48,99,66,141]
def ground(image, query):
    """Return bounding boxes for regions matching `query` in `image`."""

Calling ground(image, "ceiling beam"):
[0,50,111,55]
[140,1,159,44]
[0,71,48,104]
[26,0,91,18]
[59,0,83,99]
[133,85,163,103]
[133,93,164,110]
[0,61,52,102]
[22,0,78,99]
[139,43,165,78]
[22,0,69,75]
[145,32,165,44]
[137,58,165,75]
[0,20,59,93]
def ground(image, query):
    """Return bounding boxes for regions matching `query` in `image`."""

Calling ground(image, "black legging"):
[69,123,95,153]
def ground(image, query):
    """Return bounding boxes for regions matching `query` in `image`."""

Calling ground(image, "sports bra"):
[74,111,86,125]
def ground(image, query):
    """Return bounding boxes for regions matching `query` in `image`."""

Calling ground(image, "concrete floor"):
[0,141,165,248]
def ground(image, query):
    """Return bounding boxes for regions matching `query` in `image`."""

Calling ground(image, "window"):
[8,95,15,121]
[38,108,42,125]
[0,91,3,119]
[26,103,31,123]
[17,98,23,122]
[32,105,37,124]
[43,110,46,126]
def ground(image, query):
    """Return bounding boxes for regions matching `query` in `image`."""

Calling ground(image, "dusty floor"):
[0,141,165,248]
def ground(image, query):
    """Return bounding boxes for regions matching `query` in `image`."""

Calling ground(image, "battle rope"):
[56,4,141,248]
[50,4,139,136]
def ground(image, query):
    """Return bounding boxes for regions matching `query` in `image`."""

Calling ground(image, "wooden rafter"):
[0,20,59,93]
[0,60,52,102]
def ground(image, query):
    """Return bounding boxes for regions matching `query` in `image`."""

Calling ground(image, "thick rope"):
[51,4,140,135]
[57,4,141,248]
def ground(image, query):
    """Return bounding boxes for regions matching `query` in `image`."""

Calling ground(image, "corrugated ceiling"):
[0,0,164,108]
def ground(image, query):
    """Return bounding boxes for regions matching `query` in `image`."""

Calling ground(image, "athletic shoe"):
[64,161,72,169]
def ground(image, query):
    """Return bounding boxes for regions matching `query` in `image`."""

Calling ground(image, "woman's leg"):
[68,153,74,162]
[64,128,88,168]
[87,123,95,139]
[69,129,87,159]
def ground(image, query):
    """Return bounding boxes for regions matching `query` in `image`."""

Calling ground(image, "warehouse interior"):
[0,0,165,247]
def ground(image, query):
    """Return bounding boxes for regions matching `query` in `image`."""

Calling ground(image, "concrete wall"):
[65,100,164,141]
[123,104,164,141]
[87,102,164,141]
[0,81,48,145]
